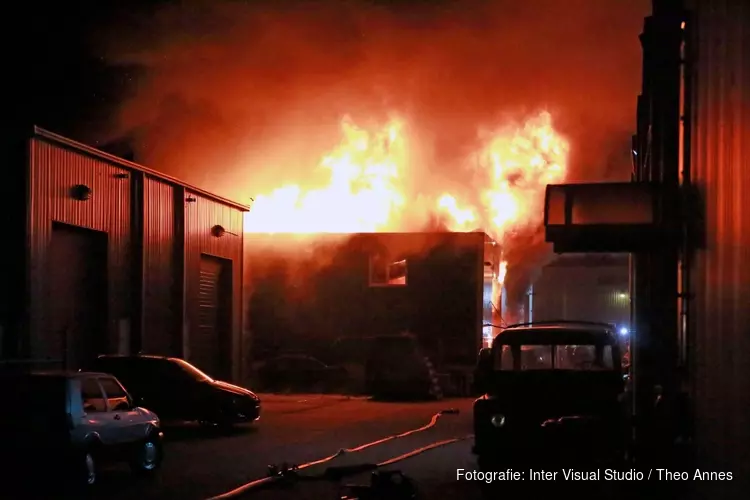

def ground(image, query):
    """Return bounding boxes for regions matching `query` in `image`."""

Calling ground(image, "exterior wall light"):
[70,184,92,201]
[211,225,238,237]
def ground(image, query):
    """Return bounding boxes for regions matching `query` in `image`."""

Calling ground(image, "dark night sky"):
[23,0,472,142]
[23,2,155,141]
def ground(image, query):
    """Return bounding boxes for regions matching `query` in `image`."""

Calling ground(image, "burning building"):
[240,112,569,385]
[1,126,248,382]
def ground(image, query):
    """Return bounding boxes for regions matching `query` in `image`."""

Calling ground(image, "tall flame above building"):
[243,110,569,286]
[243,117,408,233]
[436,111,568,240]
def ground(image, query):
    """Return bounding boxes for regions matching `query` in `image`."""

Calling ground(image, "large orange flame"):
[243,117,407,233]
[243,111,569,284]
[436,111,568,240]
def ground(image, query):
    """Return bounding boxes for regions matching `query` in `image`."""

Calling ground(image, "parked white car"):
[1,370,164,496]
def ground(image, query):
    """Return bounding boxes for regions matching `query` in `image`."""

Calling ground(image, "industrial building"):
[245,231,502,371]
[544,0,750,496]
[0,127,248,382]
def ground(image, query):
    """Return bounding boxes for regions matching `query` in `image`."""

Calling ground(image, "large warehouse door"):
[193,255,232,380]
[49,223,108,369]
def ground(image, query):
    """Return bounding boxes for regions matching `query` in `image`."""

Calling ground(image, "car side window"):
[163,361,190,381]
[99,377,131,411]
[81,378,107,413]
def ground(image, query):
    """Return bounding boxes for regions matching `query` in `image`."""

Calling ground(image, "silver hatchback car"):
[1,370,164,495]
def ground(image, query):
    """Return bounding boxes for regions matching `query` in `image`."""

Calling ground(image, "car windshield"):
[495,344,616,371]
[173,359,213,381]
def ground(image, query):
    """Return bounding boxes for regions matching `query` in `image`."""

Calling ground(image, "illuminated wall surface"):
[682,0,750,491]
[531,253,630,328]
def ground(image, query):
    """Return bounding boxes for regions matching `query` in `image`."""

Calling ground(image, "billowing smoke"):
[95,0,648,191]
[92,0,649,310]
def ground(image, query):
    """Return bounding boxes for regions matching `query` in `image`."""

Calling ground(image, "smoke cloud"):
[97,0,648,195]
[95,0,650,308]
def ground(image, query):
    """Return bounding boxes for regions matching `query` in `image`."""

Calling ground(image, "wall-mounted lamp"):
[70,184,92,201]
[186,196,197,203]
[211,224,238,238]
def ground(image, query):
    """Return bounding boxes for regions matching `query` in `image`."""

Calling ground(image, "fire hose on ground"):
[206,408,470,500]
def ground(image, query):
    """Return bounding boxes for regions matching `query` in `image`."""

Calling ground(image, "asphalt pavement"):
[92,394,474,500]
[38,393,730,500]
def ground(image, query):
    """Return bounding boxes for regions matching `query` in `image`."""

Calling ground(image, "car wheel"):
[84,451,97,485]
[70,449,98,493]
[131,436,162,476]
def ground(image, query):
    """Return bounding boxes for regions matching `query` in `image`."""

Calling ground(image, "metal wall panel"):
[142,176,175,354]
[28,138,131,361]
[531,255,630,326]
[184,191,244,381]
[686,0,750,492]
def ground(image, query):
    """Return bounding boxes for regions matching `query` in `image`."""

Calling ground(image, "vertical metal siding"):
[142,176,175,354]
[687,0,750,492]
[28,139,131,360]
[532,259,630,326]
[184,191,244,381]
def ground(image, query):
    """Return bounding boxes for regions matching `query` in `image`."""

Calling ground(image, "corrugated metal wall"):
[531,255,630,326]
[184,191,244,382]
[142,176,176,354]
[25,131,247,381]
[686,0,750,493]
[28,138,131,361]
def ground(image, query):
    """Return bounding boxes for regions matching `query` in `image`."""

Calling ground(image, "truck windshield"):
[495,344,615,371]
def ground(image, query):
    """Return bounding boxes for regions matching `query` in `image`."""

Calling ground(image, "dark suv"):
[472,321,627,468]
[90,355,261,428]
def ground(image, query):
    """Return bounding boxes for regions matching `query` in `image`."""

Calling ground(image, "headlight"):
[490,414,506,428]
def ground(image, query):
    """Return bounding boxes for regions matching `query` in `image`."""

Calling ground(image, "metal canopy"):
[544,182,668,253]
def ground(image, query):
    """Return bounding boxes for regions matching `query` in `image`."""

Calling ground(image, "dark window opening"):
[369,255,408,287]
